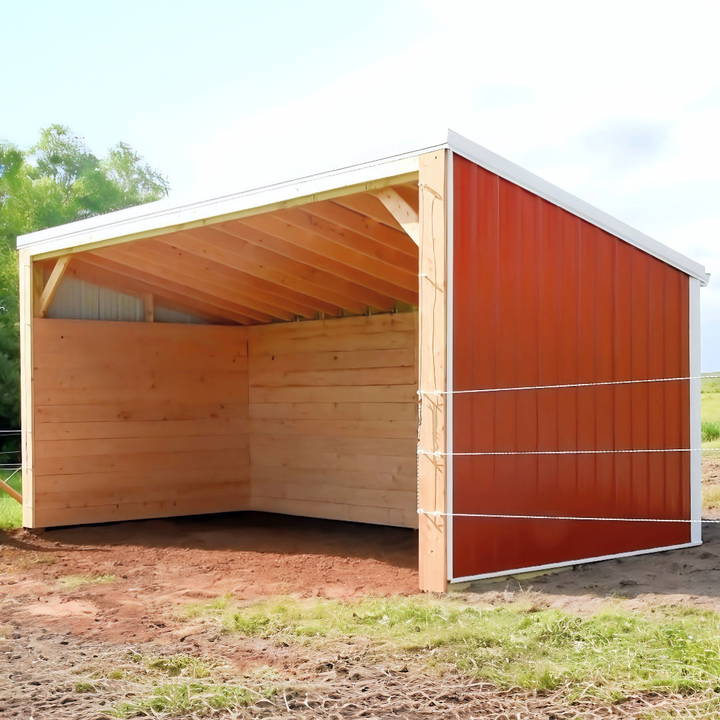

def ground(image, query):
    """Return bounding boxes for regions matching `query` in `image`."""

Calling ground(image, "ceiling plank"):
[301,200,417,258]
[227,219,416,306]
[95,242,293,322]
[274,207,417,273]
[180,227,371,314]
[87,248,277,323]
[69,258,243,324]
[154,232,342,317]
[240,214,417,296]
[373,188,419,246]
[208,224,398,311]
[332,194,405,230]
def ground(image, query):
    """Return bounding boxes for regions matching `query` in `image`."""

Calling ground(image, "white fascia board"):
[17,146,443,258]
[447,130,710,285]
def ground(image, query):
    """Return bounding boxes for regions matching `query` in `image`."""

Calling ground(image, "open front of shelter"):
[17,131,709,592]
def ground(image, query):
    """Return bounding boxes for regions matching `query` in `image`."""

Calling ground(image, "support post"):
[143,293,155,322]
[417,150,449,592]
[19,250,38,527]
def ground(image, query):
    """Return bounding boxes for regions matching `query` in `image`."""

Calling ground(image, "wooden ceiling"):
[49,181,419,325]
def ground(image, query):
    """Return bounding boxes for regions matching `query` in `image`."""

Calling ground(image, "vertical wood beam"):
[19,250,37,527]
[417,150,449,592]
[143,293,155,322]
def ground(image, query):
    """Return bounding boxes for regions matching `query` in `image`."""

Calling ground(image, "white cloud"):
[170,0,720,366]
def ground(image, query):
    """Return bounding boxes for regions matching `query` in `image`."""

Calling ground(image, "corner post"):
[418,150,450,592]
[689,277,702,544]
[19,249,39,527]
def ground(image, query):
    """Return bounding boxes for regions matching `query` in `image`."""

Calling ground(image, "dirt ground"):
[3,464,720,718]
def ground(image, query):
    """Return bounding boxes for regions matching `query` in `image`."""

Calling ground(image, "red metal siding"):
[452,155,690,579]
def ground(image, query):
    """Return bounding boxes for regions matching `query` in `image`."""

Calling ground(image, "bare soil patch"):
[2,495,720,717]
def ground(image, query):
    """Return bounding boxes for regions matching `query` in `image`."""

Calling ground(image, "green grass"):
[186,596,720,703]
[702,376,720,449]
[58,574,117,590]
[130,652,215,679]
[111,680,276,718]
[0,469,21,530]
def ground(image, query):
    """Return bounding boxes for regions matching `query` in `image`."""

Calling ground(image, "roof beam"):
[78,253,270,324]
[302,201,417,258]
[71,256,251,324]
[240,214,417,298]
[229,218,415,306]
[155,231,343,317]
[275,207,417,273]
[94,242,292,322]
[37,256,71,317]
[211,224,395,311]
[372,189,419,246]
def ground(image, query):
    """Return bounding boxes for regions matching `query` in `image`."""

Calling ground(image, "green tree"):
[0,125,168,455]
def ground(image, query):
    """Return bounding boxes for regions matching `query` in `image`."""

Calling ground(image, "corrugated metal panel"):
[452,154,690,580]
[48,276,203,324]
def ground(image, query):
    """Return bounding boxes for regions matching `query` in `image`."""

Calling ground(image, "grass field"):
[0,468,22,530]
[702,373,720,447]
[183,595,720,710]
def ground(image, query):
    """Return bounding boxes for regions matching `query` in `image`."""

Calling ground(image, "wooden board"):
[31,319,251,527]
[247,312,418,528]
[417,150,449,592]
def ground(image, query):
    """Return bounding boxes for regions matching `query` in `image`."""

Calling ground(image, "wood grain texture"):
[32,319,250,527]
[248,312,418,528]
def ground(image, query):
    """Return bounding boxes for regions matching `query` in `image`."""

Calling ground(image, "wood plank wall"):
[248,312,418,527]
[32,320,250,526]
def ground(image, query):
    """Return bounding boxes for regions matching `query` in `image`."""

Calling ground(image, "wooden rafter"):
[275,207,417,273]
[37,256,71,317]
[373,189,420,246]
[240,214,417,297]
[210,223,394,311]
[94,243,289,322]
[69,258,236,324]
[302,201,418,258]
[228,218,416,307]
[156,231,343,317]
[75,255,260,324]
[332,194,406,230]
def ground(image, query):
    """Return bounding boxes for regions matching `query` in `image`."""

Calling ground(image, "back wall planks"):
[248,312,418,528]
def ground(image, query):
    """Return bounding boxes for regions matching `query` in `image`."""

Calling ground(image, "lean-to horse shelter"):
[17,131,710,591]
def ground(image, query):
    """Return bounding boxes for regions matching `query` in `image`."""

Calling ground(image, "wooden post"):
[19,249,38,527]
[143,293,155,322]
[417,150,449,592]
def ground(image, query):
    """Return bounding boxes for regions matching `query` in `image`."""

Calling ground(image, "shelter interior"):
[28,174,425,531]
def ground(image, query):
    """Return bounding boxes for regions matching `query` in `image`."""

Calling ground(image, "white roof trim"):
[446,130,709,285]
[17,145,441,258]
[17,129,708,285]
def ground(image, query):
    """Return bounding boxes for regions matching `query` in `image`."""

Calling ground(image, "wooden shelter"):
[17,131,709,591]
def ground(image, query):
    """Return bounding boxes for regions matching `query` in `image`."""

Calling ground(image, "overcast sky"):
[4,0,719,368]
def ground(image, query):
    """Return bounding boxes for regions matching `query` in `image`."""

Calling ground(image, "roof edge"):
[17,141,445,257]
[446,129,709,285]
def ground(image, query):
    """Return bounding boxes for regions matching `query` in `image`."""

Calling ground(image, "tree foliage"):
[0,125,168,448]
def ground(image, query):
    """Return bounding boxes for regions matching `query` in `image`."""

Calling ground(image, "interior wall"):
[31,319,250,526]
[247,312,418,528]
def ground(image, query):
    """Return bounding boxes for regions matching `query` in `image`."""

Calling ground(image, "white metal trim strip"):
[446,149,454,582]
[689,277,702,544]
[450,541,701,584]
[446,130,709,285]
[17,150,440,257]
